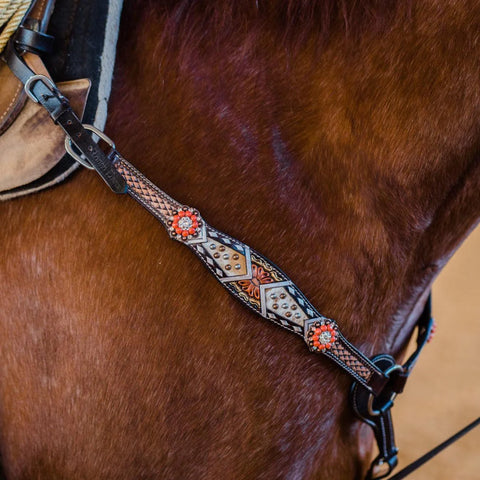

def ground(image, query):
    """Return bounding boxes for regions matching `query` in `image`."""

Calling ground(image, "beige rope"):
[0,0,34,54]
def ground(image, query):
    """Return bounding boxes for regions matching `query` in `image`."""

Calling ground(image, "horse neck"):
[112,1,480,356]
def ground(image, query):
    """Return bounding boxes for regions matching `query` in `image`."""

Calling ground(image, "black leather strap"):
[367,410,398,480]
[351,355,399,479]
[350,296,436,479]
[401,295,432,374]
[14,26,54,55]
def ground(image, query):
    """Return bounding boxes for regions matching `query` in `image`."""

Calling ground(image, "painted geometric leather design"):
[114,154,384,390]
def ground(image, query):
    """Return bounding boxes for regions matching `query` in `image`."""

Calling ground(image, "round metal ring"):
[64,124,116,170]
[367,364,404,416]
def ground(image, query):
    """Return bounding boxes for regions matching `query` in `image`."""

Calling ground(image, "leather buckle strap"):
[65,124,115,171]
[24,73,64,105]
[2,36,127,194]
[350,296,436,479]
[351,355,401,479]
[366,410,398,480]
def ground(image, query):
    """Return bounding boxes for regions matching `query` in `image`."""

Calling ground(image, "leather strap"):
[3,29,393,395]
[23,0,55,32]
[351,355,400,479]
[3,38,126,194]
[14,26,54,55]
[367,410,397,480]
[350,301,435,479]
[112,152,389,393]
[5,23,473,480]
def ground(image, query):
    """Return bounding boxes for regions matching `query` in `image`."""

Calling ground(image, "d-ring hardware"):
[64,124,116,170]
[367,364,404,417]
[24,74,62,104]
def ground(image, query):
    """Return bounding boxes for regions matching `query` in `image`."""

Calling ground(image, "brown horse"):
[0,1,479,478]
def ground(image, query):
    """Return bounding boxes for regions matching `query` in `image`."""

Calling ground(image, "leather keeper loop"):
[14,27,54,55]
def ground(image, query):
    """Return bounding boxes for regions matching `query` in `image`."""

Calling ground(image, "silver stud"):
[234,264,241,270]
[210,244,217,250]
[282,303,289,309]
[223,253,230,260]
[270,293,278,299]
[295,313,302,319]
[225,264,232,270]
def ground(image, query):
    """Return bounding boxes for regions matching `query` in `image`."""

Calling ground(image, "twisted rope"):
[0,0,33,53]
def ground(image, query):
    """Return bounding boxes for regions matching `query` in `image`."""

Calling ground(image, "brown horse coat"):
[0,1,479,478]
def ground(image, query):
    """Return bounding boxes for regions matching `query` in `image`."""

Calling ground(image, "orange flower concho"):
[307,321,337,351]
[170,208,200,240]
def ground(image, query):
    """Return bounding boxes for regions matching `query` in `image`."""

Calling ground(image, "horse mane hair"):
[129,0,411,49]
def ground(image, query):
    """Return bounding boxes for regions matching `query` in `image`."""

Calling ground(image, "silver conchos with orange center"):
[169,207,202,240]
[306,320,338,351]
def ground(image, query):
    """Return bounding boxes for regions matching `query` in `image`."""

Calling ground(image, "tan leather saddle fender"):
[0,0,54,135]
[0,55,90,192]
[0,0,90,195]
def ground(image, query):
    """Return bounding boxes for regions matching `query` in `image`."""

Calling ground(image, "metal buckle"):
[64,124,116,170]
[24,74,63,104]
[367,364,404,416]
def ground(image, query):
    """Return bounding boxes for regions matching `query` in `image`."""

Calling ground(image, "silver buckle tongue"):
[24,74,64,104]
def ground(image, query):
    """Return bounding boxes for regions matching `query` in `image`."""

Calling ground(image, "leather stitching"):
[0,80,22,124]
